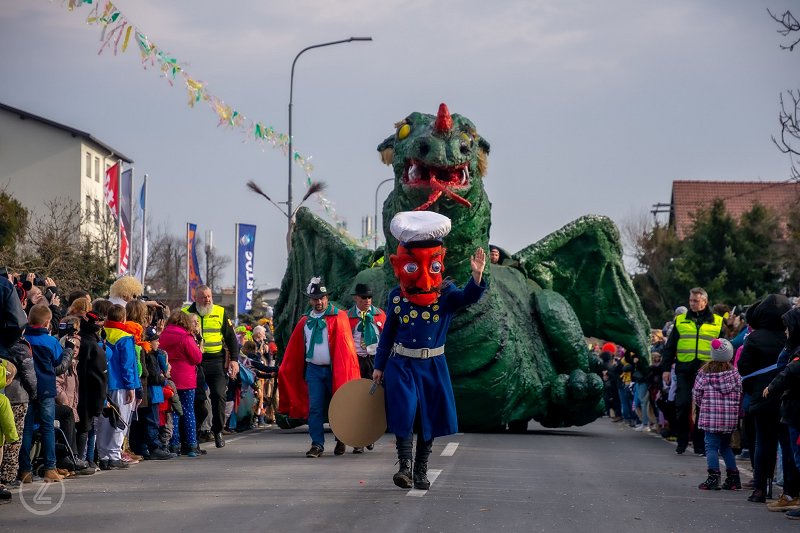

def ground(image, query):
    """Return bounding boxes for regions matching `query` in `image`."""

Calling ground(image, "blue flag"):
[236,224,257,315]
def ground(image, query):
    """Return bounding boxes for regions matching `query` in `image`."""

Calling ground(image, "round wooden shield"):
[328,378,387,447]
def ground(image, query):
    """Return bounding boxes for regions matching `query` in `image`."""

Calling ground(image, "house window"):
[94,157,100,183]
[85,195,92,217]
[85,152,91,178]
[94,199,100,223]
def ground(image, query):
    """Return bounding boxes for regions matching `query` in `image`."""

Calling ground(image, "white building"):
[0,101,133,238]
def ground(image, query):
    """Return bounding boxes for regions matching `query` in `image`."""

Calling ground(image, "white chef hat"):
[389,211,451,246]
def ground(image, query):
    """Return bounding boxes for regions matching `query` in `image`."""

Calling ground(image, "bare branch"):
[768,9,800,51]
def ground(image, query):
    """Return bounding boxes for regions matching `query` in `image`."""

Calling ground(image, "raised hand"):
[471,248,486,283]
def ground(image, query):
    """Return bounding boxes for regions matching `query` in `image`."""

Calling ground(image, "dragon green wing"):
[273,207,377,350]
[514,215,651,359]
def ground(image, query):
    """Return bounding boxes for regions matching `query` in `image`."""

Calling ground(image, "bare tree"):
[197,239,231,293]
[12,197,115,296]
[620,209,655,274]
[769,9,800,179]
[144,223,187,303]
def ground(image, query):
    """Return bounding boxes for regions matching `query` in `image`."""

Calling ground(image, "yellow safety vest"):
[182,304,226,354]
[675,312,724,363]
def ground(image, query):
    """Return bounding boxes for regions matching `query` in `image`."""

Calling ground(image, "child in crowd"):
[76,308,107,472]
[19,304,76,482]
[55,317,83,474]
[0,359,20,502]
[140,326,171,460]
[0,285,37,489]
[693,338,742,490]
[161,310,202,457]
[95,304,140,470]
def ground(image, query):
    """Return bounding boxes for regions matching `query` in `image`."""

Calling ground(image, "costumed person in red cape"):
[372,211,487,490]
[278,277,360,457]
[347,283,387,453]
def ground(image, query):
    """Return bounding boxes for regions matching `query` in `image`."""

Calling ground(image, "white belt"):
[392,343,445,359]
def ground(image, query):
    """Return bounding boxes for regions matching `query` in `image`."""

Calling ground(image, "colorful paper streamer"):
[63,0,345,226]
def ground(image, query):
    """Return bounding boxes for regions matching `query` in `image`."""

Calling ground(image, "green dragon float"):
[275,104,651,430]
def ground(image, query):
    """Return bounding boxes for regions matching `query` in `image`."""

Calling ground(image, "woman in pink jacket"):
[159,310,202,457]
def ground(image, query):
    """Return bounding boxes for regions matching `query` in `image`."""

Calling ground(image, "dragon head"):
[377,103,490,212]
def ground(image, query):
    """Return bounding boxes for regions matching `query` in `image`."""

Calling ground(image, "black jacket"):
[738,294,791,412]
[0,338,37,404]
[76,318,108,431]
[0,277,27,356]
[767,348,800,428]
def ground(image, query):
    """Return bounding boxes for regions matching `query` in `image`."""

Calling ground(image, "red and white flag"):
[119,224,130,274]
[103,162,129,275]
[104,163,119,218]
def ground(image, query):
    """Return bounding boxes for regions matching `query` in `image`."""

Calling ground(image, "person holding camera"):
[21,275,63,334]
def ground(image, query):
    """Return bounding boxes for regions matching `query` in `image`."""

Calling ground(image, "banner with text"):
[236,223,257,316]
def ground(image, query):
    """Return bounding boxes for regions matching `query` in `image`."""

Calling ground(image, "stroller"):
[28,419,80,477]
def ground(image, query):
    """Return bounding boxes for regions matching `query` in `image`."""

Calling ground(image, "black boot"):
[698,469,721,490]
[413,438,433,490]
[393,459,412,489]
[722,469,741,490]
[413,460,430,490]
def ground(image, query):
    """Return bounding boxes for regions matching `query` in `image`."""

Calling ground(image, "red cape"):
[278,309,360,419]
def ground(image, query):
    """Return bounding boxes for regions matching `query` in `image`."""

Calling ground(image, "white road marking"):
[441,442,459,456]
[407,469,442,497]
[220,434,251,444]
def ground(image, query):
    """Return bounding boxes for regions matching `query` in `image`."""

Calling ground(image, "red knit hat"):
[601,342,617,354]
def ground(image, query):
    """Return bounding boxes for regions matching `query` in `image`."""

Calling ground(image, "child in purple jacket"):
[693,338,742,490]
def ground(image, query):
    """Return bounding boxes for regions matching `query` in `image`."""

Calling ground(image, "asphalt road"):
[1,419,792,532]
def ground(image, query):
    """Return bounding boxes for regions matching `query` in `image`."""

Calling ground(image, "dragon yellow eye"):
[398,124,411,140]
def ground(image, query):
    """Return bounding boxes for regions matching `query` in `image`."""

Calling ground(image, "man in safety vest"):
[661,287,724,455]
[183,285,239,449]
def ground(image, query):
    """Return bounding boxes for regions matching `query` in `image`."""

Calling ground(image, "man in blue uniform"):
[372,211,486,490]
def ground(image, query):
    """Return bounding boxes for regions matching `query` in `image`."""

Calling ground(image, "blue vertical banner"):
[236,223,257,316]
[187,223,204,302]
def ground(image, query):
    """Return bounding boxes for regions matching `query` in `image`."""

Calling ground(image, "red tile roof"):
[670,180,800,239]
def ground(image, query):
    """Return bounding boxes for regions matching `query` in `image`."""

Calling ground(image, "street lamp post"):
[374,178,393,249]
[288,37,372,248]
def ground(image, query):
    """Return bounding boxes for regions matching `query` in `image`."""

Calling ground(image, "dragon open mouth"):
[402,160,472,210]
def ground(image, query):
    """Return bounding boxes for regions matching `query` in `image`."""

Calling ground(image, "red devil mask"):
[390,242,446,306]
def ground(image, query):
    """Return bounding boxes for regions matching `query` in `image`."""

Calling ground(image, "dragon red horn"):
[434,103,453,133]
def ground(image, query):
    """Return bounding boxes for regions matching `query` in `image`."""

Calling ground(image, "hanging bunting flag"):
[60,0,347,227]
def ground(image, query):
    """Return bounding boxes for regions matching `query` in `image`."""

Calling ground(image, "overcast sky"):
[1,0,797,289]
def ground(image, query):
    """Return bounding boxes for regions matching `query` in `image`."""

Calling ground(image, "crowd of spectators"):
[0,272,277,504]
[599,290,800,521]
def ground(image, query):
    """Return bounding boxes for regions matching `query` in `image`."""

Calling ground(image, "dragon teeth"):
[461,167,469,185]
[409,164,421,181]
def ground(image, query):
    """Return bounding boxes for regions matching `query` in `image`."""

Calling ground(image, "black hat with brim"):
[352,283,373,298]
[306,277,328,299]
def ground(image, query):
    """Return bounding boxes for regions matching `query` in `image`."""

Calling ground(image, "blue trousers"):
[705,431,737,471]
[305,363,333,449]
[618,385,634,421]
[19,397,56,472]
[634,382,650,426]
[170,389,197,448]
